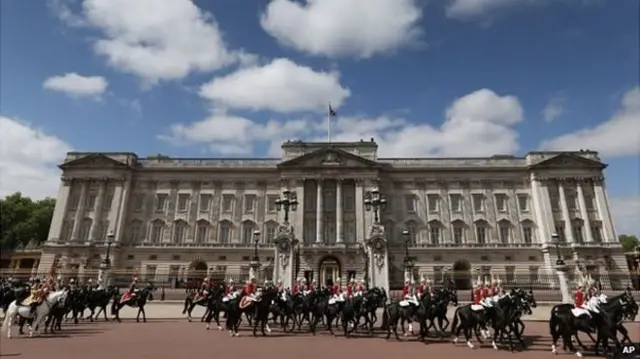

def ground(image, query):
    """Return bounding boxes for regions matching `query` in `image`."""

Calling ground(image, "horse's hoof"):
[218,326,222,331]
[205,324,210,330]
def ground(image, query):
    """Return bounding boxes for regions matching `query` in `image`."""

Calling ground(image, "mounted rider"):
[331,278,344,302]
[355,279,365,296]
[309,279,318,292]
[222,278,240,302]
[345,279,353,298]
[25,278,45,315]
[69,278,78,291]
[416,277,426,297]
[120,276,139,304]
[300,278,310,295]
[472,280,484,305]
[401,279,419,306]
[275,279,282,291]
[574,284,585,308]
[194,277,210,302]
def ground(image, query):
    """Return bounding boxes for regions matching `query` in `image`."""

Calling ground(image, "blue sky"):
[0,0,638,235]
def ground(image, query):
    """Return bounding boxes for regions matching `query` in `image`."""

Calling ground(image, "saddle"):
[239,296,254,309]
[470,304,485,311]
[571,307,591,318]
[399,300,411,307]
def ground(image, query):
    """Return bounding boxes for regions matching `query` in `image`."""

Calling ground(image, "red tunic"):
[331,284,341,295]
[402,285,410,297]
[416,285,424,295]
[292,284,299,295]
[224,285,231,295]
[356,284,365,292]
[345,285,352,297]
[299,284,307,292]
[245,283,254,296]
[473,289,483,304]
[574,290,585,307]
[482,287,490,299]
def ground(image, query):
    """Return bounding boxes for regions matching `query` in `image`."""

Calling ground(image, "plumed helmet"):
[70,278,75,283]
[420,277,426,284]
[228,278,234,284]
[204,277,209,282]
[405,279,410,285]
[426,278,432,286]
[277,279,282,284]
[302,278,307,283]
[133,277,138,281]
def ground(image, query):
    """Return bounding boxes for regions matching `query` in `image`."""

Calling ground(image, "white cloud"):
[611,194,640,236]
[260,0,424,58]
[161,88,524,157]
[42,73,108,97]
[542,96,565,122]
[57,0,252,84]
[445,0,546,20]
[199,58,351,113]
[0,116,72,199]
[540,87,640,157]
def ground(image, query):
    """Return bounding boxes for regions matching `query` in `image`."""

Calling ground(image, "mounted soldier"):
[331,278,344,302]
[292,278,301,296]
[309,279,318,292]
[574,283,585,308]
[69,278,78,291]
[355,279,365,296]
[120,276,139,304]
[25,278,45,315]
[472,280,483,305]
[416,277,426,297]
[194,277,210,302]
[275,279,282,292]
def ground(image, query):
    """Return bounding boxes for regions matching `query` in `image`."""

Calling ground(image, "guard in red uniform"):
[490,281,498,296]
[416,278,426,296]
[300,278,308,293]
[224,279,232,296]
[275,279,282,291]
[345,282,353,297]
[574,285,585,307]
[310,280,317,292]
[587,282,597,299]
[292,279,300,295]
[120,277,138,304]
[245,279,255,296]
[473,282,484,305]
[482,282,490,299]
[402,280,410,298]
[356,279,365,294]
[331,279,342,296]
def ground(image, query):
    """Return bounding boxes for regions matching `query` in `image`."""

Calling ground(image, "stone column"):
[576,181,593,242]
[292,179,305,242]
[336,179,343,243]
[89,180,107,242]
[557,181,574,243]
[71,181,89,242]
[594,179,616,242]
[47,178,72,242]
[556,264,572,303]
[107,182,124,239]
[530,176,553,244]
[316,179,323,244]
[355,180,365,244]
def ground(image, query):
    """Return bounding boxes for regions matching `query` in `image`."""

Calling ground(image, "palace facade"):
[38,140,629,289]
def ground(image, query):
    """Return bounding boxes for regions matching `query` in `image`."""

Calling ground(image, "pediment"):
[278,148,381,169]
[59,153,130,170]
[528,153,606,170]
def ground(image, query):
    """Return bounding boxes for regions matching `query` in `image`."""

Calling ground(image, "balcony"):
[408,242,543,249]
[130,242,276,249]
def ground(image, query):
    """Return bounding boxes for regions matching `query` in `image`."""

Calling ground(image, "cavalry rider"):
[275,279,283,292]
[120,276,139,304]
[309,279,318,292]
[574,284,585,308]
[355,279,365,296]
[402,279,419,306]
[69,278,78,291]
[473,280,484,306]
[195,277,210,302]
[331,278,344,302]
[345,279,354,298]
[416,278,426,297]
[27,278,45,315]
[224,278,233,297]
[300,278,310,295]
[482,281,491,300]
[402,279,411,298]
[490,280,498,297]
[587,279,598,299]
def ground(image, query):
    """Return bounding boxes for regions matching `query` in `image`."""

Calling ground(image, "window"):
[405,222,418,245]
[178,194,190,212]
[86,193,97,211]
[219,222,232,244]
[567,194,577,210]
[472,194,484,212]
[429,224,440,245]
[173,221,187,244]
[427,194,439,212]
[196,222,208,244]
[199,194,211,212]
[156,194,167,212]
[523,226,533,244]
[244,195,256,213]
[222,195,234,213]
[495,194,508,212]
[404,195,416,213]
[452,223,464,244]
[144,265,157,282]
[517,194,529,212]
[61,220,74,241]
[433,266,443,283]
[79,218,92,242]
[267,195,278,213]
[70,194,80,210]
[242,223,255,244]
[150,221,163,244]
[555,223,566,242]
[346,220,357,243]
[528,266,539,284]
[572,221,584,243]
[584,194,595,210]
[345,195,355,211]
[103,193,113,211]
[591,224,602,243]
[450,194,462,212]
[265,222,278,242]
[499,222,510,244]
[304,219,315,244]
[133,194,144,212]
[550,196,560,211]
[384,197,393,213]
[130,221,142,244]
[99,220,109,242]
[475,224,487,244]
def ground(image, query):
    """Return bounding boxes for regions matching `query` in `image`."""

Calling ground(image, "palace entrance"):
[452,259,472,290]
[318,256,341,287]
[187,259,208,285]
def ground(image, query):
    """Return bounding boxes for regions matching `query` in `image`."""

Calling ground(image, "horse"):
[112,285,153,323]
[270,290,299,332]
[0,284,29,314]
[224,288,274,337]
[450,291,515,349]
[183,285,219,322]
[251,287,279,336]
[203,287,232,331]
[486,290,530,351]
[2,289,69,338]
[381,291,430,341]
[85,286,119,321]
[423,288,458,337]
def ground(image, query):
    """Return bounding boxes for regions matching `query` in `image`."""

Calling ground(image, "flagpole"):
[327,102,332,143]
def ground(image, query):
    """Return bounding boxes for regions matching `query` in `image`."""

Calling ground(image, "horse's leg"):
[201,306,209,322]
[464,325,475,349]
[141,306,147,323]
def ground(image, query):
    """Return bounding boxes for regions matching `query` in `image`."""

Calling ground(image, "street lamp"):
[402,229,412,263]
[359,243,370,289]
[552,233,564,266]
[364,187,387,224]
[275,189,298,223]
[105,231,115,266]
[252,230,261,262]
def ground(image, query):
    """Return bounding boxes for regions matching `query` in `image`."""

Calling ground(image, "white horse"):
[1,289,68,338]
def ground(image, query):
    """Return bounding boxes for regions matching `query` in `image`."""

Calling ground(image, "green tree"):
[619,234,639,252]
[0,192,56,251]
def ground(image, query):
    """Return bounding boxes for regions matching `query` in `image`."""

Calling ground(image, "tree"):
[0,192,56,251]
[619,234,639,253]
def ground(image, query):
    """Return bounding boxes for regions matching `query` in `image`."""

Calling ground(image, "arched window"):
[404,220,418,245]
[79,218,92,242]
[427,220,442,245]
[520,219,536,245]
[173,220,188,244]
[451,220,466,244]
[572,218,584,244]
[196,219,210,244]
[242,220,257,244]
[150,220,165,244]
[474,219,489,245]
[498,219,512,244]
[265,221,278,243]
[219,220,233,244]
[129,220,143,244]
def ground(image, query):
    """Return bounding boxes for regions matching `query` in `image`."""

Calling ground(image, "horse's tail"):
[549,308,558,337]
[1,301,14,333]
[450,306,461,335]
[380,305,389,330]
[182,296,190,314]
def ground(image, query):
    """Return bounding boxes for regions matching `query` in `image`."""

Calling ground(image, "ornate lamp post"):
[552,233,572,303]
[99,231,114,286]
[359,243,370,289]
[250,230,261,281]
[364,187,387,224]
[402,229,414,282]
[275,189,298,224]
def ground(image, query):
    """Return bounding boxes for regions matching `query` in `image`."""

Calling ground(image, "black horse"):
[269,290,299,332]
[203,286,232,331]
[85,286,119,321]
[112,285,154,323]
[381,292,430,341]
[423,288,458,337]
[251,287,279,336]
[182,286,218,322]
[224,288,277,337]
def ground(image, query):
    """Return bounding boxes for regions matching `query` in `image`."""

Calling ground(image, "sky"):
[0,0,638,236]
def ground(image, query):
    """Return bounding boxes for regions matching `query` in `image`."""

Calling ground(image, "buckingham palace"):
[37,139,629,290]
